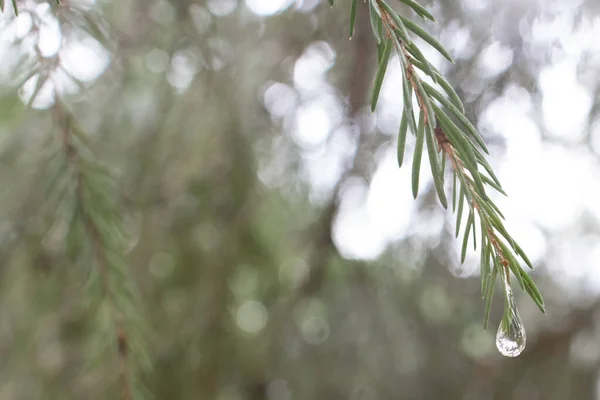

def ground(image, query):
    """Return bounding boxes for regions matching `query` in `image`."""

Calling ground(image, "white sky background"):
[1,0,600,297]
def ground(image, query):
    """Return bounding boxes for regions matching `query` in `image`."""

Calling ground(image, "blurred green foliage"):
[0,0,599,399]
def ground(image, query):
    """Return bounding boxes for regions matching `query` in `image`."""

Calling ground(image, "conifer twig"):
[52,101,137,399]
[329,0,545,343]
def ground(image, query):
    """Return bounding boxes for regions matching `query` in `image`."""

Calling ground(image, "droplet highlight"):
[496,278,526,357]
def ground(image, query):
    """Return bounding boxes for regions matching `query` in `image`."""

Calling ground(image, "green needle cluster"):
[329,0,545,330]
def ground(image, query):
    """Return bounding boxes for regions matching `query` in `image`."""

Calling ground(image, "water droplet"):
[496,277,526,357]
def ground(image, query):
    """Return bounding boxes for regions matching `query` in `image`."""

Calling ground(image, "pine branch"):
[50,102,149,398]
[329,0,546,357]
[4,2,151,393]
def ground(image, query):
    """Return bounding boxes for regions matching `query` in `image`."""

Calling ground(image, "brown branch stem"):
[376,1,513,284]
[377,1,431,124]
[439,135,510,283]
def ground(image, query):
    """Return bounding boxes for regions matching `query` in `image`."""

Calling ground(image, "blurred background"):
[1,0,600,398]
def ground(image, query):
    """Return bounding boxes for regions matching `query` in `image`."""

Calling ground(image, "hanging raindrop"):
[495,275,526,357]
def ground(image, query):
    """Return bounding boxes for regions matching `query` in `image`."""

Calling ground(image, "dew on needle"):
[496,276,526,357]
